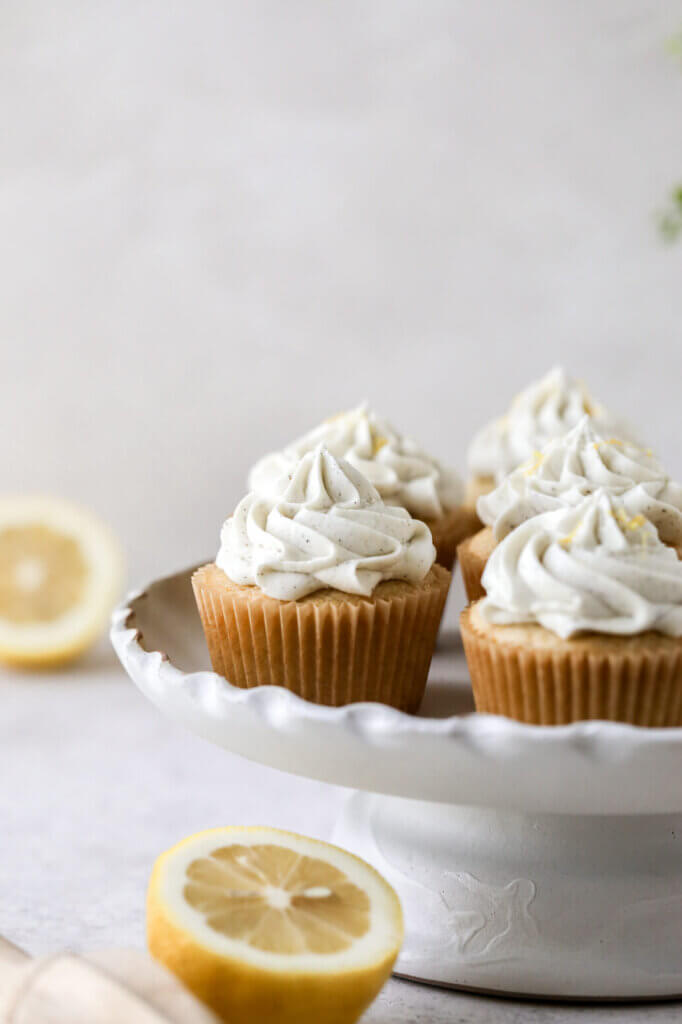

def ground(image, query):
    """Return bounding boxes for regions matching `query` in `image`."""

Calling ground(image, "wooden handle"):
[0,947,218,1023]
[6,955,173,1023]
[0,935,28,998]
[0,936,28,965]
[0,936,29,1024]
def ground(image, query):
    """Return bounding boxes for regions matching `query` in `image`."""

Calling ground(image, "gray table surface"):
[1,632,681,1023]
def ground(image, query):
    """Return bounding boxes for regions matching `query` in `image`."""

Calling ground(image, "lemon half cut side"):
[0,495,123,667]
[147,826,404,1024]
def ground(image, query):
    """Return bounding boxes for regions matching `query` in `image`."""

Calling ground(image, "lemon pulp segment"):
[184,843,370,955]
[0,524,88,624]
[0,496,122,666]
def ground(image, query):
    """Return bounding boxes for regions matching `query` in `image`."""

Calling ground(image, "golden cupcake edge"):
[461,600,682,727]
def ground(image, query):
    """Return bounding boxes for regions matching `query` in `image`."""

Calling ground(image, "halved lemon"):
[0,495,123,667]
[147,827,403,1024]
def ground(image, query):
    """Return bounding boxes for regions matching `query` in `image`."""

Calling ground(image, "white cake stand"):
[111,566,682,1001]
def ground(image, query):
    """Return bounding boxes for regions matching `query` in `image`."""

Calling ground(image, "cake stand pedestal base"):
[333,792,682,999]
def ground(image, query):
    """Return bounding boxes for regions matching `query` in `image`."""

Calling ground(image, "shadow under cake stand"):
[111,566,682,1001]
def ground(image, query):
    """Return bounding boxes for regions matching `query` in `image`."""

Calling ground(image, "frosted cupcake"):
[460,490,682,725]
[458,416,682,603]
[194,446,450,711]
[466,367,636,505]
[249,404,478,571]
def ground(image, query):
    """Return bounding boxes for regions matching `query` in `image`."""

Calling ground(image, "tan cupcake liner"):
[426,505,482,573]
[460,604,682,726]
[457,526,494,604]
[193,564,451,712]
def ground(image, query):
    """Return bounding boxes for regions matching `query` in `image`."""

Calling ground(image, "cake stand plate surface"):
[111,566,682,999]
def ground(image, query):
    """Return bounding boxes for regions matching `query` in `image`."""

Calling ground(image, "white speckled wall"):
[1,0,681,585]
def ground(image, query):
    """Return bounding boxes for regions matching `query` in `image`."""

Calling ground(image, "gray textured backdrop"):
[2,0,681,584]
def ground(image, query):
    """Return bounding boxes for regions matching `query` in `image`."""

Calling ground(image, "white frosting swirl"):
[477,416,682,544]
[479,490,682,639]
[219,446,436,600]
[249,404,463,521]
[467,367,637,483]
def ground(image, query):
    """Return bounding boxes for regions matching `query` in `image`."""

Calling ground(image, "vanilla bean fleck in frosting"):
[477,416,682,544]
[467,367,637,483]
[219,446,436,600]
[248,404,463,521]
[479,490,682,639]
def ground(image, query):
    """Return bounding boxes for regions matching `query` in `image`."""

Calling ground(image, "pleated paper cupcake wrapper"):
[193,565,451,711]
[457,533,488,604]
[428,505,481,573]
[460,608,682,726]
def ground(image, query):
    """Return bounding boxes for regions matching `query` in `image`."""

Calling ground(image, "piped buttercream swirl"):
[219,446,436,600]
[479,489,682,638]
[249,404,463,521]
[467,367,637,483]
[477,416,682,544]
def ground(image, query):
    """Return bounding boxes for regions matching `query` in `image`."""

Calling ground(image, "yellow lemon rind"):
[147,826,403,1024]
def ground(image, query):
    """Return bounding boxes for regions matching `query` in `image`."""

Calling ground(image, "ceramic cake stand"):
[111,566,682,1001]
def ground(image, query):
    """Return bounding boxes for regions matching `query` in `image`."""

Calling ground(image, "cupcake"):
[466,367,637,505]
[248,404,478,572]
[194,446,450,711]
[458,416,682,603]
[460,489,682,725]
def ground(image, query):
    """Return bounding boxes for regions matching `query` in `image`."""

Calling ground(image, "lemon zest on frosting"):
[593,438,655,459]
[614,508,647,533]
[324,409,350,424]
[593,438,626,450]
[522,450,545,476]
[559,522,582,548]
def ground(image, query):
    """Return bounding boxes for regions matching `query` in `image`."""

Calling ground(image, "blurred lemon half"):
[147,826,403,1024]
[0,495,123,667]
